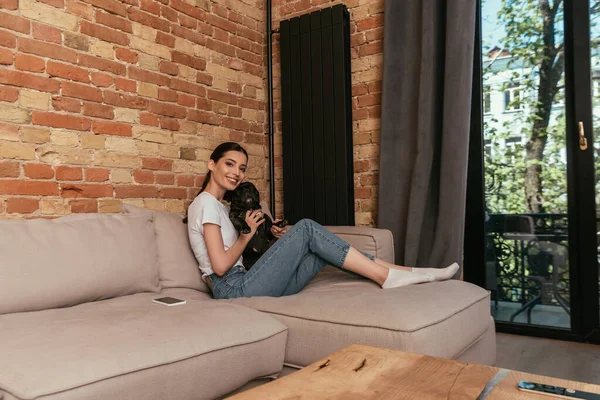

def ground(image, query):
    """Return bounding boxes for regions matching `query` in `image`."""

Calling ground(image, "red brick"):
[236,25,261,44]
[355,188,371,199]
[39,0,64,7]
[176,174,193,187]
[238,97,262,110]
[157,88,177,102]
[62,82,102,102]
[213,27,228,42]
[171,51,205,71]
[358,41,383,57]
[140,0,160,15]
[206,38,235,57]
[240,60,261,77]
[115,48,138,65]
[66,0,92,19]
[95,10,132,33]
[0,160,20,177]
[81,0,126,16]
[208,89,237,105]
[47,61,90,83]
[81,21,129,46]
[61,183,113,198]
[78,54,126,75]
[56,166,83,180]
[236,48,261,65]
[160,5,177,22]
[140,112,159,126]
[188,109,221,125]
[156,31,174,48]
[0,85,18,102]
[0,123,19,138]
[159,187,186,198]
[70,199,97,213]
[356,15,384,32]
[32,111,91,131]
[229,35,251,52]
[91,72,113,87]
[32,23,62,44]
[14,54,44,73]
[194,175,204,186]
[127,8,170,32]
[354,160,369,173]
[195,71,212,86]
[0,181,59,195]
[114,77,136,92]
[92,120,132,136]
[357,94,380,107]
[177,93,194,107]
[0,29,16,48]
[170,0,204,20]
[6,198,39,214]
[0,70,60,93]
[149,100,186,118]
[142,157,171,171]
[24,163,54,179]
[227,82,242,94]
[159,61,178,76]
[128,66,170,86]
[195,97,211,110]
[18,38,76,63]
[133,170,154,184]
[85,168,109,182]
[0,11,30,34]
[228,106,242,118]
[179,13,196,29]
[103,91,147,109]
[0,47,12,64]
[222,116,250,132]
[159,117,179,131]
[170,78,205,96]
[115,185,159,198]
[155,173,174,185]
[171,25,205,45]
[52,97,81,112]
[0,0,18,10]
[83,102,114,119]
[366,27,383,42]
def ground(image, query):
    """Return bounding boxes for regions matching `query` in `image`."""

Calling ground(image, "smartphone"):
[274,219,288,228]
[153,297,186,306]
[517,381,600,399]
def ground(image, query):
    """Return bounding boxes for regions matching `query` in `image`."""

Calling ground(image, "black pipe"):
[266,0,275,218]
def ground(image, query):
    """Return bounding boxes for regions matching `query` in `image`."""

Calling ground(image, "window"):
[504,83,522,111]
[483,86,491,114]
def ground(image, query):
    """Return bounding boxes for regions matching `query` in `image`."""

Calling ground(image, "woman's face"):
[208,150,248,191]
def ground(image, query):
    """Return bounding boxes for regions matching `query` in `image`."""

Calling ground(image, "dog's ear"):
[223,190,233,203]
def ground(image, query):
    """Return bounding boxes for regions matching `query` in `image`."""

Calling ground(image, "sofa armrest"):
[325,226,395,264]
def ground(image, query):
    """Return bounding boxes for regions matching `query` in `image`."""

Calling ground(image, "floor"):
[493,301,570,328]
[495,332,600,384]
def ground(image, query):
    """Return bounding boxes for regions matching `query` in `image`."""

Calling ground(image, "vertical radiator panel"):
[280,4,354,226]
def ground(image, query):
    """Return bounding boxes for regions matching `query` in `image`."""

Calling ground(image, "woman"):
[187,142,459,299]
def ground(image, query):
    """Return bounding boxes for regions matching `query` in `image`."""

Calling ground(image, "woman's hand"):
[271,219,287,239]
[243,209,265,236]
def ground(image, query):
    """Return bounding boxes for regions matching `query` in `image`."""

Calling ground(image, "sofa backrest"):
[122,204,209,293]
[0,213,161,315]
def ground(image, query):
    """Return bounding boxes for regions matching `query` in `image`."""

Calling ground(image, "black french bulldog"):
[225,182,287,270]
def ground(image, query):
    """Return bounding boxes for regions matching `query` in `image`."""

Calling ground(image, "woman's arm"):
[204,209,265,276]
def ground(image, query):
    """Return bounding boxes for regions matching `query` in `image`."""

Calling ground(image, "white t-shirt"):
[187,192,243,277]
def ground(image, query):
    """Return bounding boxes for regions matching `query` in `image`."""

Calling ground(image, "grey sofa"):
[0,206,495,400]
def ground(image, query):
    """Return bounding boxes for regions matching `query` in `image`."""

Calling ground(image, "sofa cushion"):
[122,204,209,293]
[326,226,394,263]
[227,268,491,367]
[0,213,160,315]
[0,290,287,400]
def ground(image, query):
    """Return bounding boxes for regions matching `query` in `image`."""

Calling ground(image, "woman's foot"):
[381,269,435,289]
[413,262,459,281]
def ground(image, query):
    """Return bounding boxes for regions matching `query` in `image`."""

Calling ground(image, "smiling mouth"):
[227,177,238,185]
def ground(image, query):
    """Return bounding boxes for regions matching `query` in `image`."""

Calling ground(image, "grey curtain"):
[377,0,476,275]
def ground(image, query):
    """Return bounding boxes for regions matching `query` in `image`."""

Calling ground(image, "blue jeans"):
[205,219,375,299]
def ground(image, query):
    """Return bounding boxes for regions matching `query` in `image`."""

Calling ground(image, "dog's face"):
[230,182,261,211]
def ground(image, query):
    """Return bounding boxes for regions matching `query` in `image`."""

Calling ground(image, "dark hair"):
[183,142,248,223]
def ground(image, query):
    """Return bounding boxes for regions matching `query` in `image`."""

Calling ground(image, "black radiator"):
[279,4,354,226]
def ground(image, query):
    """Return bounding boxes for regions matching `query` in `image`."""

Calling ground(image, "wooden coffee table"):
[229,344,600,399]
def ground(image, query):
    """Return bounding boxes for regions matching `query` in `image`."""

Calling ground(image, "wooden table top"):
[228,344,600,399]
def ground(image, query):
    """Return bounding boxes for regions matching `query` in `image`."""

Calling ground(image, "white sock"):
[412,262,459,282]
[381,269,435,289]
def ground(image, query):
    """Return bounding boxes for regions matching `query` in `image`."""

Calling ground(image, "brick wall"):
[271,0,383,226]
[0,0,268,219]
